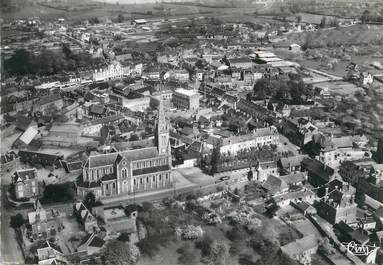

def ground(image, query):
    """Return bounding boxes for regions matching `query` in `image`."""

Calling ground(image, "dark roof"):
[79,233,105,248]
[15,169,36,181]
[101,174,117,181]
[18,150,62,167]
[37,240,63,254]
[37,93,62,106]
[133,164,170,176]
[302,158,334,181]
[89,104,106,115]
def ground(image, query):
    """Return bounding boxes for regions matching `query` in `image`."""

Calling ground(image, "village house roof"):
[14,168,37,182]
[281,234,318,258]
[280,155,308,169]
[279,172,306,185]
[262,175,288,195]
[38,240,63,254]
[78,233,105,249]
[18,150,63,167]
[302,158,334,181]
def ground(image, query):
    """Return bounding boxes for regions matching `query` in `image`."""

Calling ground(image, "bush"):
[10,213,25,229]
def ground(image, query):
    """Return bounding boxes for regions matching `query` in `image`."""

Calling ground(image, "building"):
[13,168,39,200]
[281,234,318,265]
[28,200,62,239]
[36,241,67,265]
[220,127,279,155]
[229,57,253,69]
[77,233,105,255]
[73,202,98,233]
[315,179,357,224]
[172,88,200,111]
[1,151,19,173]
[93,63,129,82]
[301,158,334,187]
[93,205,137,238]
[77,101,172,199]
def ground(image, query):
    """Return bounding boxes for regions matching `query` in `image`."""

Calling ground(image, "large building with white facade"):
[172,88,200,111]
[220,127,279,155]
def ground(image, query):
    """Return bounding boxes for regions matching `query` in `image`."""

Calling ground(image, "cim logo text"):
[345,241,377,256]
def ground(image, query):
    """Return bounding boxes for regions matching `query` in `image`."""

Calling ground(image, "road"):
[0,186,24,265]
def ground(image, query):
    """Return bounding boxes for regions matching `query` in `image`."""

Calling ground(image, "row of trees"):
[253,76,314,104]
[3,47,104,76]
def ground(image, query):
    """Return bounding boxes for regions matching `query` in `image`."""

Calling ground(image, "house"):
[77,233,105,255]
[1,151,19,173]
[280,118,318,147]
[36,240,67,264]
[301,158,334,187]
[262,174,289,195]
[13,168,39,200]
[274,189,316,208]
[279,172,307,188]
[360,72,373,86]
[18,150,63,170]
[33,93,64,115]
[289,43,301,52]
[292,201,317,215]
[219,127,279,155]
[315,179,357,224]
[229,57,253,69]
[73,202,98,233]
[278,155,308,173]
[92,205,137,238]
[28,200,61,239]
[281,234,318,265]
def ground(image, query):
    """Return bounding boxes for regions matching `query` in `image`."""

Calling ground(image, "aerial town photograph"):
[1,0,383,264]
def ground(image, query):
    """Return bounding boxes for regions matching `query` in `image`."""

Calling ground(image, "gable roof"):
[15,168,37,182]
[281,234,318,257]
[78,233,105,249]
[280,172,306,185]
[262,175,288,195]
[85,147,159,168]
[280,155,308,169]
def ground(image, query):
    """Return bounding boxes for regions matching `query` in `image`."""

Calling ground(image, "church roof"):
[86,147,159,168]
[133,164,170,176]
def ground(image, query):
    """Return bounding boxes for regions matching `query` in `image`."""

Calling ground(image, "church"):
[77,101,172,198]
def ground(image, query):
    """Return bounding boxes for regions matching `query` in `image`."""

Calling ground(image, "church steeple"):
[156,100,170,156]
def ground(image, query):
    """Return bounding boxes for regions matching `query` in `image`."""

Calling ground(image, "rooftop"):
[174,88,200,97]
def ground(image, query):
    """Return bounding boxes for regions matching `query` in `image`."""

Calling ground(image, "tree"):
[129,133,139,141]
[102,240,140,265]
[319,16,327,28]
[267,101,274,111]
[296,15,302,23]
[62,43,72,58]
[10,213,25,229]
[209,240,229,265]
[302,33,313,50]
[177,243,199,265]
[117,14,124,23]
[361,10,370,24]
[117,232,130,242]
[373,139,383,164]
[83,192,96,211]
[195,235,213,257]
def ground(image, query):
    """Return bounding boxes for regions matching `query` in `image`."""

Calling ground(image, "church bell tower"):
[156,100,170,156]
